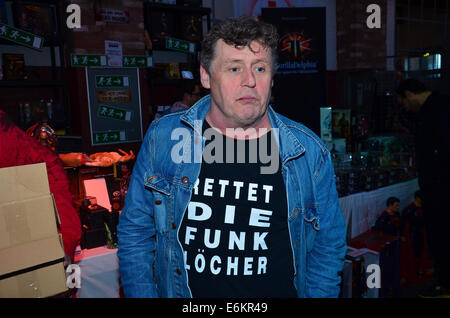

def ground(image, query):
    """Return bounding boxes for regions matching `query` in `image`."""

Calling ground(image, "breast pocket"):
[145,173,172,234]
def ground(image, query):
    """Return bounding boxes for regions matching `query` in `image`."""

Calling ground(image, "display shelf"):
[144,2,211,119]
[1,0,70,132]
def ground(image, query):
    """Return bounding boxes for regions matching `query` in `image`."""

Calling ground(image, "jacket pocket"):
[144,173,171,233]
[144,173,172,196]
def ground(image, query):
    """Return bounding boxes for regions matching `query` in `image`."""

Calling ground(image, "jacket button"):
[176,269,182,275]
[155,200,162,205]
[172,222,177,229]
[181,176,189,184]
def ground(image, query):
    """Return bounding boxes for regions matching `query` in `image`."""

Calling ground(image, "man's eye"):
[255,66,266,73]
[230,67,239,72]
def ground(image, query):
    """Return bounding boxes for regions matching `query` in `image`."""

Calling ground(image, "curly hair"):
[200,16,279,75]
[396,79,427,97]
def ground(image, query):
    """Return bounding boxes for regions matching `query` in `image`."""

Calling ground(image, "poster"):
[262,7,326,135]
[86,68,143,146]
[96,8,130,24]
[320,107,332,141]
[105,40,123,67]
[332,109,351,140]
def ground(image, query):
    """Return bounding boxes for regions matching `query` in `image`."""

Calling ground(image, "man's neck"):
[386,208,396,216]
[205,110,272,140]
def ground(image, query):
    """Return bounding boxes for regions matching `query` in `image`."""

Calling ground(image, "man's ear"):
[200,65,211,89]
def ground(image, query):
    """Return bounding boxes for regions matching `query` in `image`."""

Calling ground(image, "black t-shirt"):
[178,121,297,298]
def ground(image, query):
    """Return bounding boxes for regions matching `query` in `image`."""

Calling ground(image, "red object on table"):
[349,230,398,251]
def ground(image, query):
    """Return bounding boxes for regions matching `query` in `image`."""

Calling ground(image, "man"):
[170,80,203,113]
[396,79,450,295]
[118,16,346,298]
[372,197,401,236]
[0,110,81,262]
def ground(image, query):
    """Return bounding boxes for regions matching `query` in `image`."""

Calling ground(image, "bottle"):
[18,102,24,126]
[46,98,53,120]
[24,102,31,125]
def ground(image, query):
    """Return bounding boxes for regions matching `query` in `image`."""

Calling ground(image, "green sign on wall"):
[96,75,129,88]
[0,22,43,49]
[71,54,108,67]
[92,130,126,145]
[98,105,132,121]
[165,37,196,54]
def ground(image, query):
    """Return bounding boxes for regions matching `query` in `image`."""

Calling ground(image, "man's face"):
[390,202,400,213]
[200,39,273,129]
[397,91,420,113]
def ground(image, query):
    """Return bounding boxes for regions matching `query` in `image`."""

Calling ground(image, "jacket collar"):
[181,94,305,163]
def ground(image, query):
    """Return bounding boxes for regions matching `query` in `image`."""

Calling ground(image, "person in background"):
[0,110,81,262]
[170,80,203,113]
[396,79,450,296]
[372,197,401,236]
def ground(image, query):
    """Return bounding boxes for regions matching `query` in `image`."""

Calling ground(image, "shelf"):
[0,80,65,88]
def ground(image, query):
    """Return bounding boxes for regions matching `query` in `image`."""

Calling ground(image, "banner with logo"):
[262,7,326,135]
[233,0,336,71]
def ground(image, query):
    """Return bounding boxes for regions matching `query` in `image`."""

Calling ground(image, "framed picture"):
[13,2,57,40]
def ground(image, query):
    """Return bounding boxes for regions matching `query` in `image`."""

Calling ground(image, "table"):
[74,246,121,298]
[339,178,419,240]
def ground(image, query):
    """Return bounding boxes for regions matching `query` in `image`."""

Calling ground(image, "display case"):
[332,135,417,197]
[0,0,70,133]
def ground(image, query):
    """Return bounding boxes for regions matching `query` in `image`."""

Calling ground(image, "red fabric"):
[0,110,81,261]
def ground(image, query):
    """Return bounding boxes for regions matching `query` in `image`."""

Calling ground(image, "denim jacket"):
[117,95,347,298]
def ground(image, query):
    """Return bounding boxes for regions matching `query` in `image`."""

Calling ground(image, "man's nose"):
[241,68,256,87]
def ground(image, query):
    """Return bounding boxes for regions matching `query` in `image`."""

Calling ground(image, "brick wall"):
[336,0,387,70]
[67,0,146,55]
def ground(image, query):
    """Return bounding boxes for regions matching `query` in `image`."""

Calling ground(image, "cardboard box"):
[0,163,68,298]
